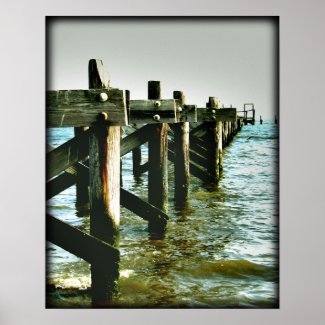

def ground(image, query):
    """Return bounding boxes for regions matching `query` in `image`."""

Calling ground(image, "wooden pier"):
[46,59,251,306]
[237,103,255,125]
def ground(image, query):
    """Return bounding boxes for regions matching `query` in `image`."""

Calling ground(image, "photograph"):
[46,17,279,308]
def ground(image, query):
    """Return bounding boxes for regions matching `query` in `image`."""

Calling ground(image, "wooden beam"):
[139,161,149,173]
[177,104,197,123]
[189,149,210,170]
[121,188,168,225]
[189,135,209,157]
[47,157,168,226]
[129,99,177,124]
[190,122,208,137]
[196,107,236,122]
[47,88,127,127]
[47,144,86,200]
[130,99,177,112]
[46,214,119,265]
[120,124,151,156]
[46,172,76,200]
[47,129,90,180]
[141,148,214,183]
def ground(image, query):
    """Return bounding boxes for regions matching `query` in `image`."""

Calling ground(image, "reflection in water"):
[46,121,279,308]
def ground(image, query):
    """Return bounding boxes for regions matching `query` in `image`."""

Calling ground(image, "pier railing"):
[46,59,249,306]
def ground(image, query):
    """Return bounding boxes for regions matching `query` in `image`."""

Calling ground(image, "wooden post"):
[88,59,120,305]
[126,90,142,179]
[74,60,110,213]
[173,91,190,206]
[206,97,223,180]
[223,120,229,147]
[74,127,89,214]
[148,81,168,232]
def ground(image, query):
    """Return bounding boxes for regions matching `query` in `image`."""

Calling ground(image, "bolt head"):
[99,92,108,102]
[96,112,109,121]
[212,109,216,114]
[177,106,183,112]
[153,114,160,121]
[154,100,161,108]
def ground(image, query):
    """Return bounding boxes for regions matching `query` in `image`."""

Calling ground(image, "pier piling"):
[172,90,190,205]
[147,81,168,232]
[88,59,120,305]
[206,97,223,180]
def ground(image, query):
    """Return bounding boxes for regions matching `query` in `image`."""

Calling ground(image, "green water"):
[46,121,279,308]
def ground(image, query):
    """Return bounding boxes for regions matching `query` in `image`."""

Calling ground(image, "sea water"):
[46,120,279,308]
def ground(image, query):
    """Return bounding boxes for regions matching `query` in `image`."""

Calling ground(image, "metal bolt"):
[177,106,183,112]
[154,100,161,108]
[212,109,216,114]
[97,112,109,121]
[153,114,160,121]
[99,92,108,102]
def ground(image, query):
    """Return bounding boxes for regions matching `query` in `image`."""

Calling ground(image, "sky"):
[47,18,278,119]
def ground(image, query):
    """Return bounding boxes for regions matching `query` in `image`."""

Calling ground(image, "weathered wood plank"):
[129,99,177,124]
[121,188,168,225]
[189,135,209,157]
[177,104,197,123]
[189,149,210,170]
[189,161,215,183]
[141,147,213,183]
[47,88,127,127]
[46,172,76,200]
[130,99,177,112]
[47,157,168,226]
[46,214,119,265]
[196,107,236,122]
[120,124,152,156]
[48,121,149,178]
[47,129,90,180]
[190,122,208,138]
[46,149,89,200]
